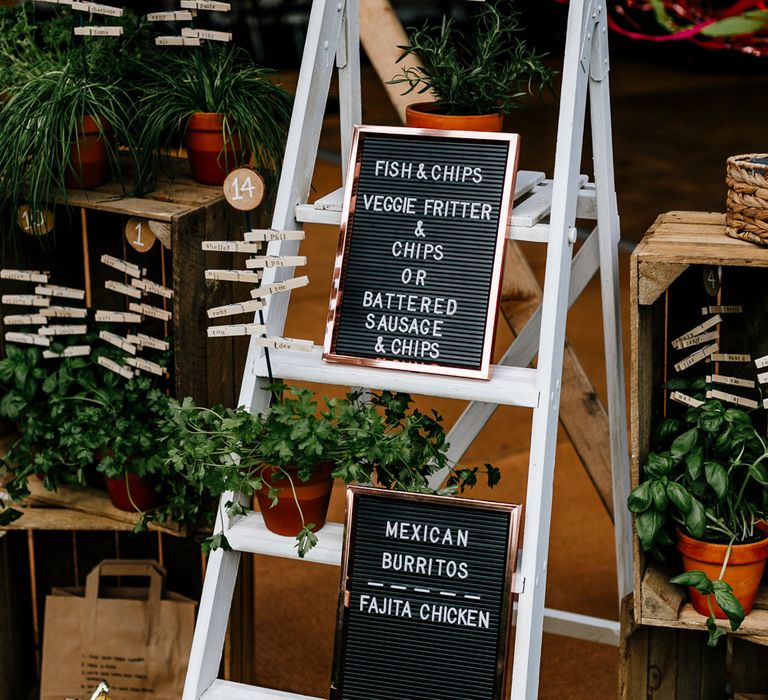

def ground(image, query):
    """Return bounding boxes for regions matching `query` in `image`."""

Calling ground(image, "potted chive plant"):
[166,385,501,557]
[136,43,292,187]
[390,0,554,133]
[629,387,768,645]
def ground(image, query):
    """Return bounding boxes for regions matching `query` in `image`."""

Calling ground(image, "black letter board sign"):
[323,126,520,380]
[330,486,521,700]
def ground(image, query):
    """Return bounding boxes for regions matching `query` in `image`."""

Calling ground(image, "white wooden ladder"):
[182,0,632,697]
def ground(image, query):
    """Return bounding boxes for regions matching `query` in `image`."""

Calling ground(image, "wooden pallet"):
[630,211,768,641]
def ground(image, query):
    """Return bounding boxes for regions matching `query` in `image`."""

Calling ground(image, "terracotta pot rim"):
[187,111,227,132]
[405,101,502,120]
[676,527,768,565]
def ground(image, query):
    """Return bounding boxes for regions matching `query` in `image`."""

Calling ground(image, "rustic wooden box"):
[1,160,251,406]
[630,211,768,641]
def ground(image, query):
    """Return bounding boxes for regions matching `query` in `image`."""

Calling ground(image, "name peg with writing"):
[38,324,88,336]
[207,324,266,338]
[205,270,262,284]
[250,276,309,299]
[35,285,86,300]
[105,280,142,299]
[95,311,142,324]
[130,278,174,299]
[5,332,50,347]
[99,330,138,355]
[4,315,47,325]
[201,241,262,254]
[97,356,134,380]
[1,294,50,307]
[43,346,91,359]
[244,256,307,269]
[125,357,165,376]
[207,298,265,319]
[100,255,141,278]
[128,303,172,322]
[73,26,124,36]
[245,229,305,243]
[126,334,170,352]
[1,269,49,283]
[41,306,88,319]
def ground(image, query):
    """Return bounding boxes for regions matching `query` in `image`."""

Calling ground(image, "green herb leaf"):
[670,428,697,460]
[704,461,728,501]
[666,481,693,514]
[628,482,652,513]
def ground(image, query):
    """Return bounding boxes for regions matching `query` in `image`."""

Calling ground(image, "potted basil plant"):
[629,386,768,646]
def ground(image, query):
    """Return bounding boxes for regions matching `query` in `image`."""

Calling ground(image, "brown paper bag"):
[40,560,197,700]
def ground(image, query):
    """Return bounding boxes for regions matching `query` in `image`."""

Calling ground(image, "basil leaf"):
[684,497,706,539]
[650,479,669,511]
[628,481,652,513]
[671,428,698,460]
[670,569,712,594]
[704,461,728,501]
[667,481,692,514]
[636,508,665,551]
[713,588,745,631]
[706,617,727,647]
[686,445,704,480]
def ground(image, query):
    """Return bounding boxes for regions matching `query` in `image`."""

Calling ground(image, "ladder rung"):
[509,175,588,227]
[202,679,321,699]
[252,346,540,408]
[226,513,344,565]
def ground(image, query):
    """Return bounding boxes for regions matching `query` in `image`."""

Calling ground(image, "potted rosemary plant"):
[136,43,292,187]
[390,0,554,132]
[166,385,501,557]
[629,386,768,645]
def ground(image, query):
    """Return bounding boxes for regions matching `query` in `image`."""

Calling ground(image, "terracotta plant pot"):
[66,115,111,189]
[676,529,768,619]
[255,462,335,537]
[184,112,249,186]
[105,473,160,513]
[405,102,504,133]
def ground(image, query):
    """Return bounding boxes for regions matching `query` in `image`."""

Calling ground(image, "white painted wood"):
[589,13,633,604]
[250,346,540,407]
[510,175,588,227]
[336,0,361,182]
[533,607,619,647]
[202,680,320,699]
[510,0,595,696]
[226,513,344,565]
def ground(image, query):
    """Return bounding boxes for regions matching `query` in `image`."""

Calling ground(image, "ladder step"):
[226,513,344,565]
[252,346,540,408]
[509,175,588,228]
[202,679,321,699]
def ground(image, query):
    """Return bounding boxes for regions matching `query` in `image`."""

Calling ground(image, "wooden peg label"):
[99,330,138,355]
[17,205,55,236]
[105,280,142,299]
[244,256,307,269]
[244,229,305,242]
[146,10,195,20]
[125,218,157,253]
[35,285,86,300]
[671,315,722,347]
[126,334,169,351]
[100,255,141,278]
[1,269,49,283]
[673,343,718,372]
[38,324,87,336]
[707,374,755,389]
[5,332,50,347]
[95,310,142,323]
[40,306,88,319]
[755,354,768,369]
[712,353,750,363]
[701,305,743,315]
[1,295,50,307]
[131,278,174,299]
[43,345,91,359]
[205,270,262,283]
[672,330,719,351]
[128,303,172,322]
[207,324,266,337]
[706,389,758,410]
[3,315,47,325]
[73,26,124,36]
[250,275,309,299]
[202,241,262,254]
[223,168,266,211]
[252,337,314,352]
[179,0,231,11]
[125,356,165,376]
[97,356,134,380]
[71,1,123,16]
[669,391,704,408]
[155,36,201,46]
[207,298,265,319]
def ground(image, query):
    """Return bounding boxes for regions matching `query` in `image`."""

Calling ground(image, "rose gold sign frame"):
[322,125,520,380]
[330,485,522,700]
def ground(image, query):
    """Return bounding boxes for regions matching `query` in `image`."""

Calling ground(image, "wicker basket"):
[726,153,768,245]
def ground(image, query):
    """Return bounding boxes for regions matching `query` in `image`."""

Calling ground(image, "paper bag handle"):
[83,560,165,644]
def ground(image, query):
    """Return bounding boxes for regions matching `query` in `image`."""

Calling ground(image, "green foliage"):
[628,385,768,642]
[134,44,292,193]
[166,385,501,557]
[0,334,212,531]
[389,0,555,116]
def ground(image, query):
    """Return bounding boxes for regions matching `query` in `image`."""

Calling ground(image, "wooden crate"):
[630,211,768,641]
[1,159,253,407]
[620,595,768,699]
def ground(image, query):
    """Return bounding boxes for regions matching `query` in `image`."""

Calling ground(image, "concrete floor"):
[244,52,768,699]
